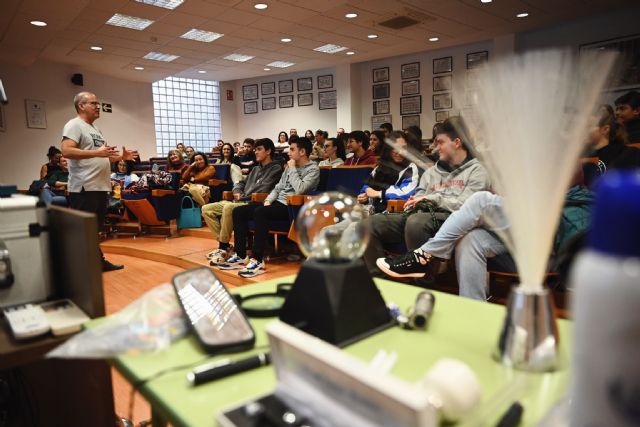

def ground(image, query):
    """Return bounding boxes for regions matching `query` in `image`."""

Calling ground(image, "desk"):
[112,277,571,427]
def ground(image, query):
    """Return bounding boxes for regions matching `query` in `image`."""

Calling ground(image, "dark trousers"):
[69,190,108,261]
[232,201,289,262]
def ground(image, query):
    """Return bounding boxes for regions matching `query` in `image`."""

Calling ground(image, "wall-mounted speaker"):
[71,74,84,86]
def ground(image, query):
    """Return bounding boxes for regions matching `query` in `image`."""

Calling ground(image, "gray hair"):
[73,92,92,112]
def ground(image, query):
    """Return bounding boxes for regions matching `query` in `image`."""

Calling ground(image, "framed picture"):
[318,90,337,110]
[372,114,392,131]
[467,51,488,69]
[433,75,452,92]
[318,74,333,89]
[433,93,452,110]
[433,56,453,74]
[400,95,421,115]
[242,84,258,101]
[372,67,389,83]
[298,93,313,107]
[279,95,294,108]
[580,34,640,90]
[372,83,390,100]
[261,82,275,96]
[297,77,312,91]
[373,100,390,115]
[401,62,420,79]
[244,101,258,114]
[401,80,420,96]
[25,99,47,129]
[278,79,293,93]
[402,115,420,130]
[262,97,276,110]
[435,111,450,122]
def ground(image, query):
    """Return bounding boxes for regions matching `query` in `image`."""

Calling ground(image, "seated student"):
[310,130,327,161]
[185,146,195,161]
[363,117,490,276]
[233,138,257,176]
[202,138,283,265]
[233,141,241,154]
[275,131,289,151]
[380,122,393,138]
[41,156,69,206]
[344,131,377,166]
[614,90,640,144]
[110,160,139,189]
[40,146,62,180]
[181,152,216,206]
[318,137,346,167]
[176,142,187,160]
[290,128,298,138]
[166,149,188,174]
[217,142,243,184]
[592,105,640,170]
[219,137,320,277]
[368,130,385,156]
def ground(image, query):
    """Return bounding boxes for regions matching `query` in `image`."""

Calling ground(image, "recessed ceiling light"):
[90,46,103,51]
[223,53,255,62]
[429,37,439,42]
[134,66,145,70]
[106,13,154,31]
[345,12,358,19]
[281,38,292,43]
[143,51,179,62]
[180,28,224,42]
[481,0,492,3]
[264,67,271,71]
[516,12,529,18]
[367,34,378,39]
[135,0,184,9]
[313,44,348,54]
[346,51,355,55]
[267,61,295,68]
[30,20,47,27]
[197,70,206,74]
[254,3,268,9]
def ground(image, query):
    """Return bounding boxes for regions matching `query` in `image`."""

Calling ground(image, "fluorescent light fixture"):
[106,13,154,31]
[346,51,355,55]
[90,46,103,51]
[516,12,529,17]
[135,0,184,9]
[345,12,358,18]
[263,68,271,71]
[30,20,47,27]
[367,34,378,39]
[429,37,439,42]
[254,3,268,9]
[313,44,348,54]
[144,51,179,62]
[281,38,292,43]
[267,61,294,68]
[223,53,255,62]
[134,66,145,70]
[180,28,224,42]
[198,70,206,74]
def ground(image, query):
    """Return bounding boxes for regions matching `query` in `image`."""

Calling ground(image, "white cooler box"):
[0,194,52,308]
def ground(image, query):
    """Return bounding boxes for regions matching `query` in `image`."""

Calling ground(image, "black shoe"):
[376,250,437,278]
[102,260,124,272]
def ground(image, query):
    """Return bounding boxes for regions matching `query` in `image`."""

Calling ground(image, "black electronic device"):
[71,73,83,86]
[172,267,255,354]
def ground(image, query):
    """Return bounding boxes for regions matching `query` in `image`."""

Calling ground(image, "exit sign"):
[102,103,112,113]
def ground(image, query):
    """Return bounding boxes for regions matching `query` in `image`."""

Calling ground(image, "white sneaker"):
[238,258,266,278]
[218,254,249,270]
[208,249,229,266]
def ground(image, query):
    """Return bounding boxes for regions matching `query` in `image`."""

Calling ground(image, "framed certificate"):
[433,75,452,92]
[318,90,337,110]
[244,101,258,114]
[402,115,420,130]
[467,51,488,69]
[278,80,293,93]
[262,97,276,110]
[242,84,258,101]
[25,99,47,128]
[372,67,389,83]
[372,83,390,100]
[401,80,420,96]
[435,111,450,122]
[261,82,275,96]
[318,74,333,89]
[371,114,392,131]
[298,93,313,107]
[373,100,390,115]
[297,77,312,91]
[432,93,452,110]
[401,62,420,79]
[279,95,294,108]
[433,56,453,74]
[400,95,421,115]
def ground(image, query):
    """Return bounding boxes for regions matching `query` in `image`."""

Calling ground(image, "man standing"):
[61,91,138,271]
[220,137,320,277]
[202,138,283,265]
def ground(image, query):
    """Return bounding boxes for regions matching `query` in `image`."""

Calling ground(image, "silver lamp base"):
[494,287,559,372]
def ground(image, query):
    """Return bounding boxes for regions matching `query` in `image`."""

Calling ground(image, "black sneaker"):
[102,260,124,272]
[376,250,437,278]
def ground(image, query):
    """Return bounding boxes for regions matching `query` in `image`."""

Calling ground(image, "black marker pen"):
[187,352,271,386]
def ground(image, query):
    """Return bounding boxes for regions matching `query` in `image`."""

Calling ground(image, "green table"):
[112,277,571,427]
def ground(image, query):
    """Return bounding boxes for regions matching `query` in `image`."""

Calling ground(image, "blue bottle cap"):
[589,171,640,257]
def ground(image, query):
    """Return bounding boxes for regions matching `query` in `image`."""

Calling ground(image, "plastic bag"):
[47,284,187,359]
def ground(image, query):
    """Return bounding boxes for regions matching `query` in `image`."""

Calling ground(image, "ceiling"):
[0,0,634,83]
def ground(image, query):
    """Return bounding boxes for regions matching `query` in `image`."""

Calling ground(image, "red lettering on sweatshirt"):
[430,179,465,192]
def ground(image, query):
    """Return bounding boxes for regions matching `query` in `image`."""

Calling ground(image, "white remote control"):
[3,304,51,339]
[40,299,90,336]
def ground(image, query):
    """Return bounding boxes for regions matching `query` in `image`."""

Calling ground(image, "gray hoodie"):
[266,161,320,205]
[232,161,283,201]
[416,157,490,212]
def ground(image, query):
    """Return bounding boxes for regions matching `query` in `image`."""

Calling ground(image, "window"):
[152,76,221,155]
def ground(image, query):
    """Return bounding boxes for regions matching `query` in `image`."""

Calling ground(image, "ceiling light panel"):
[135,0,184,10]
[223,53,255,62]
[106,13,154,31]
[313,44,348,54]
[180,28,224,42]
[267,61,294,68]
[144,51,179,61]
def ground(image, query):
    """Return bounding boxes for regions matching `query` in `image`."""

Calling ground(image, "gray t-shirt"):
[62,117,111,192]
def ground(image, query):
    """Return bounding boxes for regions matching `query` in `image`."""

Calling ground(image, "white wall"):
[222,67,337,143]
[0,60,155,189]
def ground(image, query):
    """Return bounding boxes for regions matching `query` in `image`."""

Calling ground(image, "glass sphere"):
[295,192,370,261]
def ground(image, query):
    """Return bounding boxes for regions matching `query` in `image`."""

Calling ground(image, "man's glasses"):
[83,101,101,107]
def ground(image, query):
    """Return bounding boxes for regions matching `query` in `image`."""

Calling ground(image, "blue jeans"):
[41,188,68,206]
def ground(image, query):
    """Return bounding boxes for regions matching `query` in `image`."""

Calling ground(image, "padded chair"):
[324,166,374,196]
[208,164,233,202]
